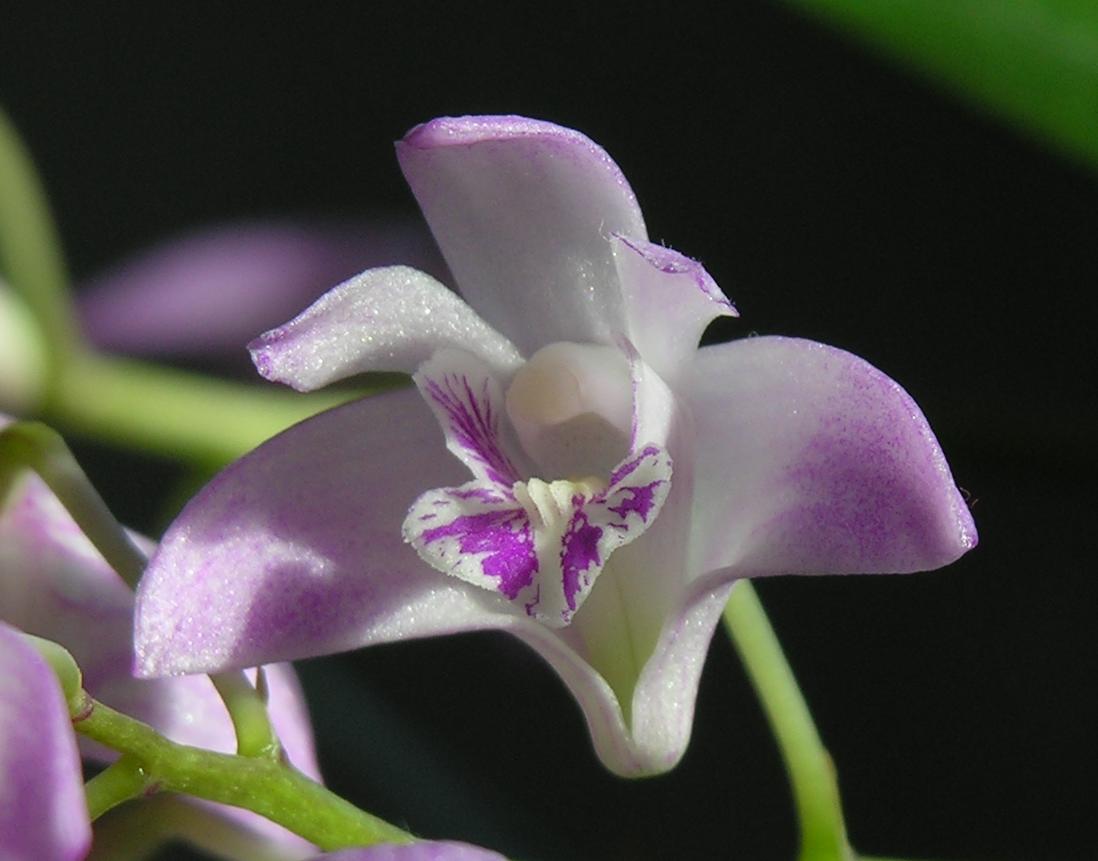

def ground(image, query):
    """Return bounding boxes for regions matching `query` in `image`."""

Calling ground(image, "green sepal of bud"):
[22,632,84,713]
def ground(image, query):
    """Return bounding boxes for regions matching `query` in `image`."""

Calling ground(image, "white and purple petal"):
[612,235,736,384]
[135,389,518,677]
[413,349,528,489]
[397,116,647,354]
[563,446,672,614]
[250,267,522,392]
[684,336,977,580]
[403,483,537,603]
[0,623,90,861]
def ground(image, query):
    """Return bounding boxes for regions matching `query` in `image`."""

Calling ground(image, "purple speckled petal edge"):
[685,336,977,580]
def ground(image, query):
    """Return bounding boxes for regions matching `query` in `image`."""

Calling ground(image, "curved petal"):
[135,389,520,676]
[313,842,506,861]
[250,268,522,391]
[685,337,977,580]
[77,220,447,358]
[0,623,90,861]
[612,235,736,384]
[396,116,647,354]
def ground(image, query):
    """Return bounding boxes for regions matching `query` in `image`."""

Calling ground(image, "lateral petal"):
[251,267,522,391]
[684,337,977,580]
[135,389,517,677]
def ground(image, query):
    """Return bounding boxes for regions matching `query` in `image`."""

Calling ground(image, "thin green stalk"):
[74,694,413,850]
[723,581,850,861]
[211,670,282,759]
[0,421,147,587]
[84,755,151,820]
[0,105,82,377]
[47,352,404,469]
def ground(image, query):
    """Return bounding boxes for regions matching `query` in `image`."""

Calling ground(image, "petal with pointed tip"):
[251,267,522,391]
[397,116,647,354]
[612,235,736,384]
[684,337,977,580]
[134,389,518,676]
[0,622,90,861]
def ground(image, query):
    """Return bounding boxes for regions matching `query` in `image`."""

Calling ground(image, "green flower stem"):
[0,420,147,587]
[74,693,414,850]
[47,351,404,469]
[85,755,151,821]
[211,670,282,759]
[723,581,850,861]
[0,105,82,377]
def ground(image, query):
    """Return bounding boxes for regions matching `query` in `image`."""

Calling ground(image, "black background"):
[3,4,1095,860]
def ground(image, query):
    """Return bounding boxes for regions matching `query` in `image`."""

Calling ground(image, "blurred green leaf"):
[785,0,1098,170]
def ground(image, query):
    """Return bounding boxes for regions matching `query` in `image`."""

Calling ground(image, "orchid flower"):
[0,420,322,859]
[0,622,90,861]
[134,115,976,776]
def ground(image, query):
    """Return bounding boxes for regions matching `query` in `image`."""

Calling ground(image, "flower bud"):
[0,282,48,413]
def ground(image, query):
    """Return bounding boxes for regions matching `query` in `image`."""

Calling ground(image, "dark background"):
[3,4,1095,860]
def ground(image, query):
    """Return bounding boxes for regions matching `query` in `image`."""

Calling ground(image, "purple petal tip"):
[400,114,592,150]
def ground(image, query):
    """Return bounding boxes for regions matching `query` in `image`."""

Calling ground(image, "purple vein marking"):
[424,373,521,489]
[561,506,604,613]
[607,444,662,487]
[606,480,663,523]
[421,508,537,599]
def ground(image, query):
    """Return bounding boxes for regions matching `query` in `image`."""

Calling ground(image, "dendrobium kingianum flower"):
[134,115,977,776]
[0,421,322,859]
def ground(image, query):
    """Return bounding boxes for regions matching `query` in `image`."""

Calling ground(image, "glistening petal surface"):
[135,390,520,676]
[250,267,522,391]
[0,623,90,861]
[684,337,977,580]
[397,115,647,354]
